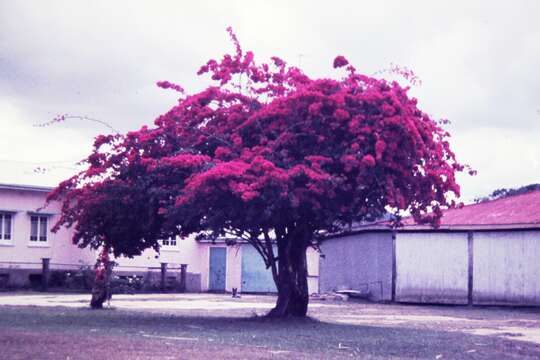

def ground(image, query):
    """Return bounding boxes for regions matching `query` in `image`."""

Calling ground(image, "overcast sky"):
[1,1,539,202]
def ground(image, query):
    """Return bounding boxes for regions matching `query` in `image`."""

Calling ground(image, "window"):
[160,237,177,248]
[30,216,48,242]
[0,213,12,241]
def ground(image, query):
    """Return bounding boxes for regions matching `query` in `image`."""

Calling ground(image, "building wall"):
[473,230,540,305]
[0,186,321,293]
[319,232,393,301]
[396,232,469,304]
[114,235,205,274]
[0,188,96,286]
[113,234,205,292]
[306,246,320,294]
[198,243,319,294]
[319,229,540,306]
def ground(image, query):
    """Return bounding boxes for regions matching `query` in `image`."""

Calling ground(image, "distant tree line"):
[474,183,540,203]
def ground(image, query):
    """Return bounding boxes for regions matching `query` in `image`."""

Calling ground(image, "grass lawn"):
[0,293,539,359]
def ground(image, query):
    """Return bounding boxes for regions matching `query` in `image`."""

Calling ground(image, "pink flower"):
[308,102,322,116]
[334,109,349,121]
[215,147,232,159]
[156,81,184,93]
[375,140,386,160]
[333,55,349,68]
[241,190,259,202]
[361,155,376,167]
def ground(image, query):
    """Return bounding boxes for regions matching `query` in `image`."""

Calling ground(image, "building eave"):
[0,183,53,193]
[325,223,540,239]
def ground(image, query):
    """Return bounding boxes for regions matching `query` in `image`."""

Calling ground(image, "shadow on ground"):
[0,306,539,359]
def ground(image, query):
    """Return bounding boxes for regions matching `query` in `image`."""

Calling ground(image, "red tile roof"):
[403,190,540,227]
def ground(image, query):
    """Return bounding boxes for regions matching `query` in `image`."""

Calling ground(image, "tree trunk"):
[267,230,310,318]
[90,247,111,309]
[90,276,107,309]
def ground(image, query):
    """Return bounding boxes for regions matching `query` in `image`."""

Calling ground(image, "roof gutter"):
[0,183,53,193]
[325,223,540,239]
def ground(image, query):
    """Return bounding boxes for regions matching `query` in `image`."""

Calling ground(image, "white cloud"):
[1,0,539,198]
[0,99,92,186]
[453,127,540,201]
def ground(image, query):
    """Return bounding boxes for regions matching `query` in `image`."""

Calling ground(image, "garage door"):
[241,245,277,293]
[473,231,540,305]
[396,232,468,304]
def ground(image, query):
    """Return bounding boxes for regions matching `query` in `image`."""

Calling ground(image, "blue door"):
[209,247,227,292]
[241,245,277,293]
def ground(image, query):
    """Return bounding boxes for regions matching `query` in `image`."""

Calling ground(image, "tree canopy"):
[49,28,467,316]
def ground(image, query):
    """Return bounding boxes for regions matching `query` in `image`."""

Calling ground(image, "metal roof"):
[402,190,540,228]
[334,190,540,236]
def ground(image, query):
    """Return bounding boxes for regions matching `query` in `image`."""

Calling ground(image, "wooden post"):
[41,258,50,292]
[467,232,474,306]
[160,263,167,292]
[180,264,187,293]
[391,231,397,302]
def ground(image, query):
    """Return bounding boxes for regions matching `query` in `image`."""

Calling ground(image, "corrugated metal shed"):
[321,190,540,306]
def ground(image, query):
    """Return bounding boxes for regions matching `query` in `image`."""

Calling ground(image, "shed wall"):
[319,232,393,301]
[473,230,540,305]
[396,232,468,304]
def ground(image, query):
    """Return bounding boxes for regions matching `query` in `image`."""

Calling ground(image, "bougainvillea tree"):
[49,28,467,316]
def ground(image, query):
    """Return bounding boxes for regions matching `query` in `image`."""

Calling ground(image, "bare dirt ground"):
[0,293,539,359]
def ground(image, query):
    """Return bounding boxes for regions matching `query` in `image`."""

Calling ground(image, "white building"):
[0,183,319,294]
[0,183,95,288]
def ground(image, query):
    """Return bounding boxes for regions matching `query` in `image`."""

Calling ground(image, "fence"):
[0,259,189,293]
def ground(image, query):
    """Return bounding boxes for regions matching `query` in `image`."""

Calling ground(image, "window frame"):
[29,215,49,243]
[160,236,179,251]
[0,212,13,243]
